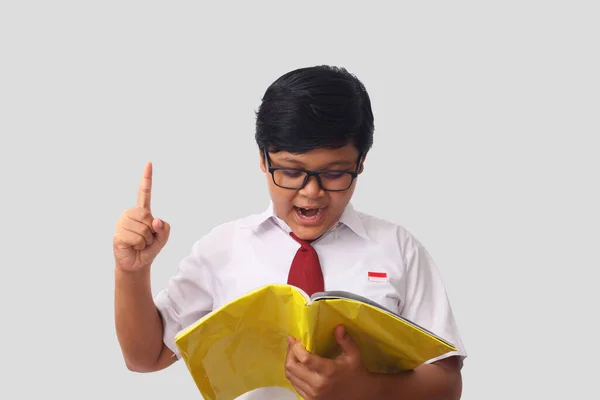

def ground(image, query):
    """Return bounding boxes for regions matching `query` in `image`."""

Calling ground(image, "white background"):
[1,1,598,398]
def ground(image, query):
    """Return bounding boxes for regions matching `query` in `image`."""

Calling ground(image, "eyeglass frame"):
[262,148,364,192]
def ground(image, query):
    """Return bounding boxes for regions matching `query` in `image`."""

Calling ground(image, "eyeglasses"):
[263,149,362,192]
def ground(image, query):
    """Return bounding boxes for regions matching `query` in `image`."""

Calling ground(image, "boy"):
[114,65,467,399]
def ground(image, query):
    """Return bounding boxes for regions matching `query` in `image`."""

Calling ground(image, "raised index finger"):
[137,161,152,210]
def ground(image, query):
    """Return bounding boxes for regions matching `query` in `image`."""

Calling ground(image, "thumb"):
[335,325,359,357]
[151,218,170,250]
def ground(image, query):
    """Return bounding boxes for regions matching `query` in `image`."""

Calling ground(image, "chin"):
[289,221,333,241]
[294,226,323,238]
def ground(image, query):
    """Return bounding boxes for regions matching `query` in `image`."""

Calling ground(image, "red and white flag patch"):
[368,271,388,283]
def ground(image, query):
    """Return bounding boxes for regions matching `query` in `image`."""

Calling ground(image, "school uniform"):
[154,202,467,399]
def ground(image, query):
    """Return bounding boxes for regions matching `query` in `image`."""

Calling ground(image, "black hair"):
[255,65,374,154]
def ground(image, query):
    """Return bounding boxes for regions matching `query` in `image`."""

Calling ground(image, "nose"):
[299,175,324,198]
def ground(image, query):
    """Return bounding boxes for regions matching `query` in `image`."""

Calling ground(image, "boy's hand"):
[285,325,372,400]
[113,162,170,272]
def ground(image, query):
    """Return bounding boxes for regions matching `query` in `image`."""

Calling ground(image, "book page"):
[310,290,454,347]
[311,290,399,315]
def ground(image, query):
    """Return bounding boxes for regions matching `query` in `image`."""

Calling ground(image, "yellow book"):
[174,284,456,400]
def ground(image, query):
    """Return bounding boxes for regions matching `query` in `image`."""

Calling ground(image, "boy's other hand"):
[113,161,170,272]
[285,325,371,400]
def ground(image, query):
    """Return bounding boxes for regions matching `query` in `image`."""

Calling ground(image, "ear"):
[357,152,367,174]
[259,148,266,173]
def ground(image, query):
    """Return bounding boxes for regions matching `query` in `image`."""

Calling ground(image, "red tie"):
[287,232,325,297]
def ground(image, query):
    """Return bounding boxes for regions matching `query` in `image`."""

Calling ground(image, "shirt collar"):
[338,202,369,240]
[240,201,369,240]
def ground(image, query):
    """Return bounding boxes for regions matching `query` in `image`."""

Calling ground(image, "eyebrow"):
[277,157,353,169]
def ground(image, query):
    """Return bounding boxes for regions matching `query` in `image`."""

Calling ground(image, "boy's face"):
[260,144,364,241]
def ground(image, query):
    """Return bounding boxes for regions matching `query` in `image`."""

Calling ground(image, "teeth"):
[296,206,323,220]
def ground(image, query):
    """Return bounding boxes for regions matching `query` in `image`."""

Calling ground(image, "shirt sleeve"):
[154,239,214,359]
[398,228,468,367]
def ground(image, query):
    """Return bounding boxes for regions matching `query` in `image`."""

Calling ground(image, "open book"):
[174,284,456,400]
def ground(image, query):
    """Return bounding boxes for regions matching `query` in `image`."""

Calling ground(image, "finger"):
[287,346,329,391]
[152,217,163,233]
[121,218,154,247]
[148,218,170,252]
[287,374,314,400]
[127,207,154,233]
[286,340,314,379]
[336,325,362,360]
[284,337,296,369]
[123,208,155,242]
[334,325,360,358]
[287,336,298,346]
[116,228,150,251]
[137,161,152,210]
[286,359,315,385]
[285,358,315,398]
[290,341,312,365]
[290,341,330,372]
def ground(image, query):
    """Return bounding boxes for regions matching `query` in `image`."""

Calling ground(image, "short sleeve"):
[154,239,214,358]
[398,229,468,366]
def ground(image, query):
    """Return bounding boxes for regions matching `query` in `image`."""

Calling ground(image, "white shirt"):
[154,202,467,399]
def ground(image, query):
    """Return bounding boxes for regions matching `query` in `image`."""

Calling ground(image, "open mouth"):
[294,206,325,221]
